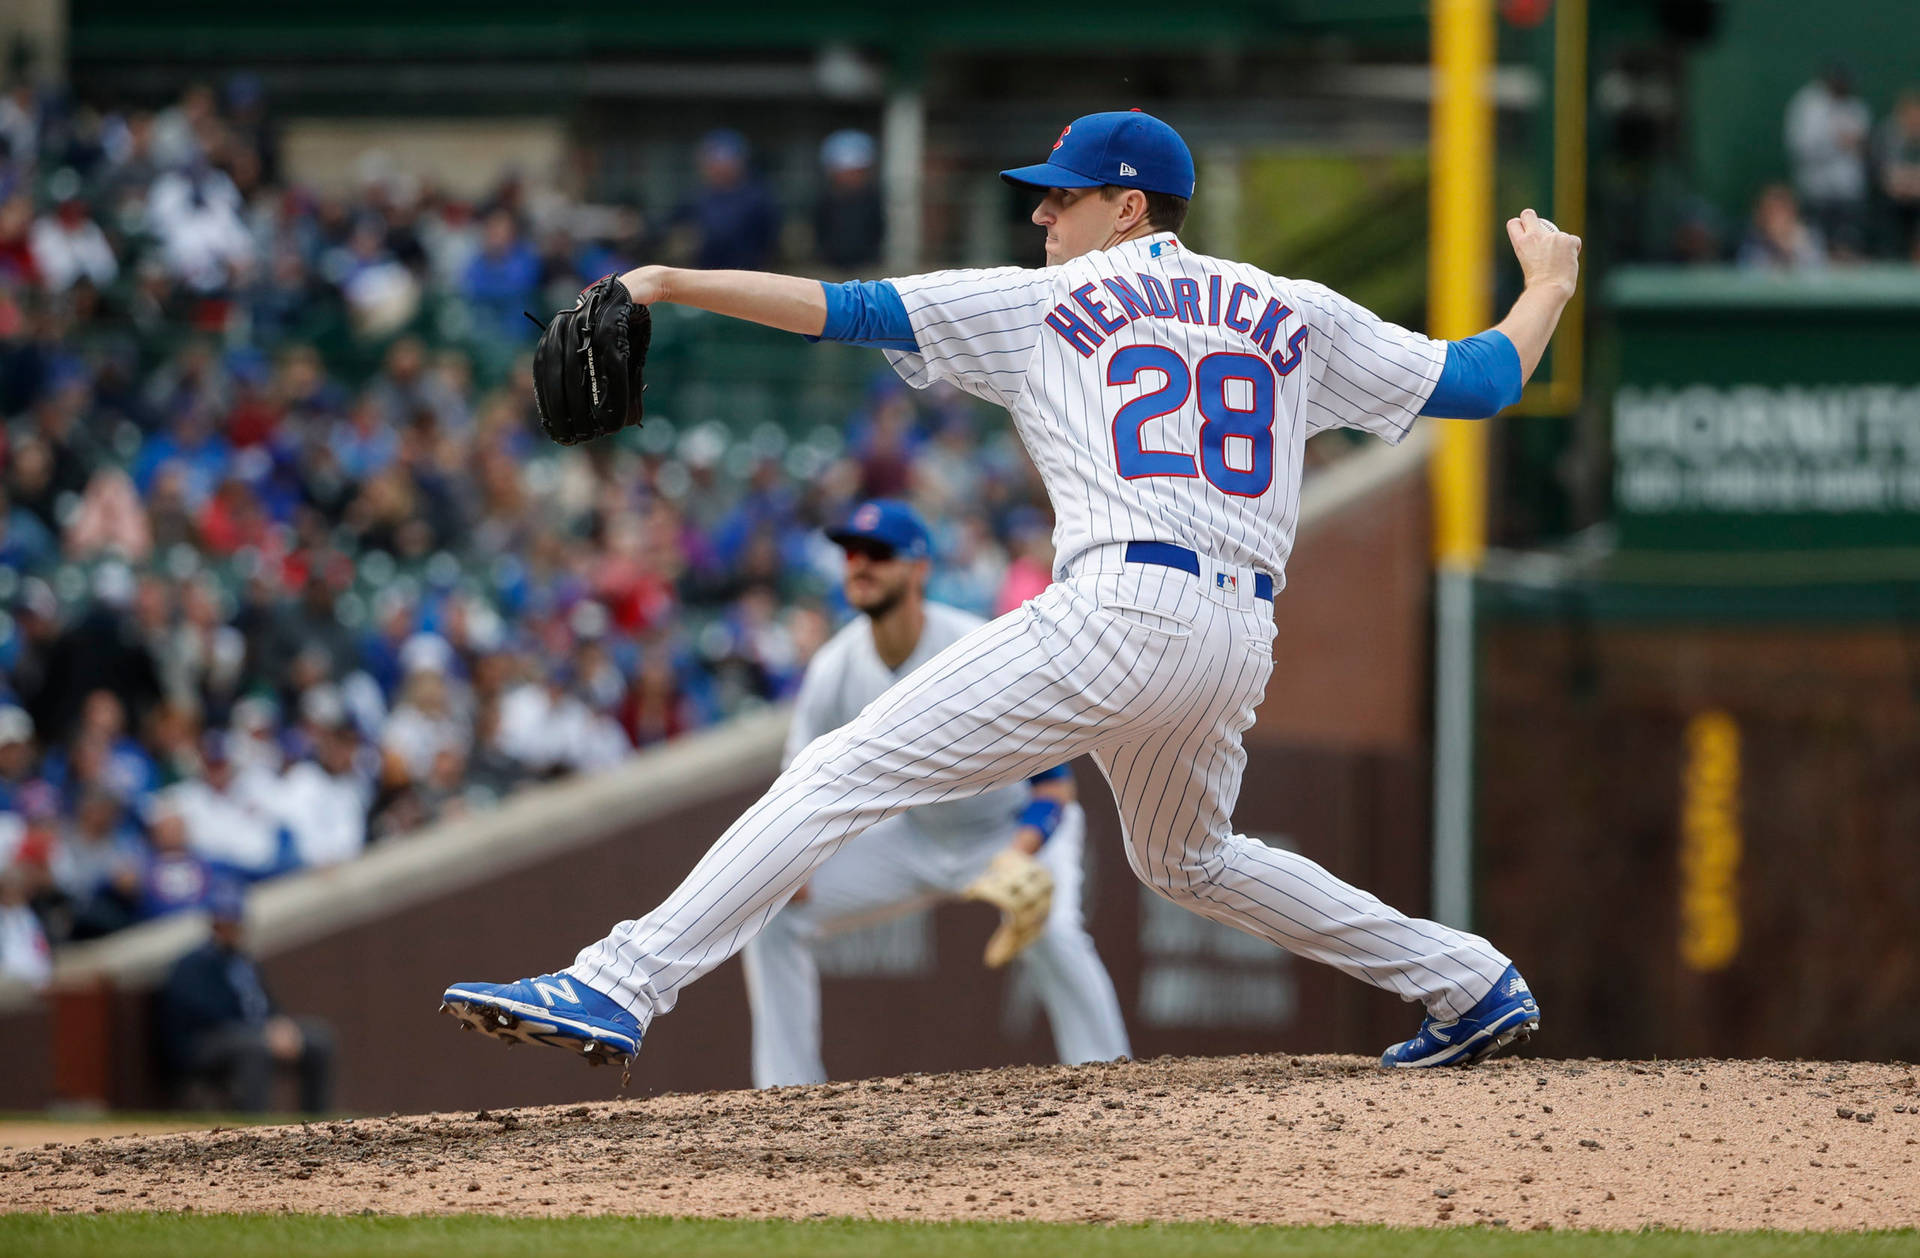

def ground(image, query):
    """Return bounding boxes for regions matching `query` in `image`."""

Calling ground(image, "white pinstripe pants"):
[570,545,1512,1033]
[739,804,1131,1087]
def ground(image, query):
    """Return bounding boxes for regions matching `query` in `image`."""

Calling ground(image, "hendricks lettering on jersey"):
[1047,273,1310,374]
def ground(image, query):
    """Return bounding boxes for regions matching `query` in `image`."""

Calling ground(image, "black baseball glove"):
[530,274,651,445]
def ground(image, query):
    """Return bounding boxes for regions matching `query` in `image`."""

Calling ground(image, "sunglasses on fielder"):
[839,539,900,563]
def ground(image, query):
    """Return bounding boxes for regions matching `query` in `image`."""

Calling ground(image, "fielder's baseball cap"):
[826,500,932,562]
[1001,110,1195,200]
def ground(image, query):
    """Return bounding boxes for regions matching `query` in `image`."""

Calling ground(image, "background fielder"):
[447,109,1574,1070]
[741,499,1130,1086]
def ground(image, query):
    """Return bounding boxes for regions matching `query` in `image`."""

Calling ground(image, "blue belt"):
[1123,541,1274,602]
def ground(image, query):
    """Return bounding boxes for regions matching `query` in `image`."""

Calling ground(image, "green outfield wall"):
[1606,267,1920,554]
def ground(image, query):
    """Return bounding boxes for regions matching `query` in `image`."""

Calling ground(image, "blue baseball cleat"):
[1379,964,1540,1068]
[441,973,642,1069]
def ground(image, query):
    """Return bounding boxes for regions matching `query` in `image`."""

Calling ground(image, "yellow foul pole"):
[1429,0,1493,568]
[1428,0,1494,928]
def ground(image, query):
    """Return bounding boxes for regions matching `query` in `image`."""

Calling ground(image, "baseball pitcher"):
[447,109,1569,1072]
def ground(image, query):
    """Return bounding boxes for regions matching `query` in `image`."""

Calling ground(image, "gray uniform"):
[740,602,1131,1087]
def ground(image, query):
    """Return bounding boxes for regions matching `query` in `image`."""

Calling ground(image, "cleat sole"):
[1459,1016,1539,1066]
[1381,1012,1541,1069]
[439,991,640,1071]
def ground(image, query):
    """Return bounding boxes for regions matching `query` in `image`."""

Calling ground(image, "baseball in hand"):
[1506,207,1580,298]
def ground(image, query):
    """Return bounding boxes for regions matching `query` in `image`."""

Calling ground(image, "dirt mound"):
[0,1120,216,1153]
[4,1055,1916,1230]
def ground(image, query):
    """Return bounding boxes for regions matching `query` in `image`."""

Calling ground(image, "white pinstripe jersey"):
[883,232,1446,590]
[783,602,1029,843]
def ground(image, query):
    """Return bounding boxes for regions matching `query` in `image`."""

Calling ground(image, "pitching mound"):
[5,1055,1915,1230]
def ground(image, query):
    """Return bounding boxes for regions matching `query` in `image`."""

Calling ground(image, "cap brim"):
[825,527,890,549]
[999,162,1105,191]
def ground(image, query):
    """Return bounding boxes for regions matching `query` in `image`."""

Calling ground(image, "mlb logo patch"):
[1215,572,1237,593]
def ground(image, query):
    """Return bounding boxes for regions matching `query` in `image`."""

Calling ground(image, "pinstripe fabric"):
[741,598,1130,1085]
[570,555,1509,1027]
[784,603,1030,843]
[882,235,1447,594]
[564,235,1507,1037]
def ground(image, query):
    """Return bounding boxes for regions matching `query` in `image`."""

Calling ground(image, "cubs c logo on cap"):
[1001,111,1195,200]
[826,499,933,560]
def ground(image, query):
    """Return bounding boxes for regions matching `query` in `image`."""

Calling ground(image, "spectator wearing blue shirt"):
[42,697,156,810]
[156,879,335,1112]
[136,795,214,922]
[675,130,780,272]
[131,408,232,508]
[461,207,540,344]
[709,458,800,575]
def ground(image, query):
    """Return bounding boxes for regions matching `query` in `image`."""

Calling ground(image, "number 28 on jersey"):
[1041,270,1310,500]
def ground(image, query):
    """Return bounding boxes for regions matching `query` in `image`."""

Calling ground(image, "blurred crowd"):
[0,76,1058,986]
[1690,67,1920,269]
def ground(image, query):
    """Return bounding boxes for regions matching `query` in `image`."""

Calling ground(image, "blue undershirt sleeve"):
[1418,329,1524,418]
[811,279,919,351]
[1015,797,1064,847]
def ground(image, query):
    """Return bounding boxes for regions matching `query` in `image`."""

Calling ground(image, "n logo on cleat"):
[533,978,580,1007]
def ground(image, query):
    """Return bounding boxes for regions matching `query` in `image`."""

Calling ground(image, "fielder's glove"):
[530,274,651,445]
[962,849,1054,968]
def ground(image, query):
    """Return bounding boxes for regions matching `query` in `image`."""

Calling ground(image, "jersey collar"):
[1109,231,1182,261]
[1070,232,1181,270]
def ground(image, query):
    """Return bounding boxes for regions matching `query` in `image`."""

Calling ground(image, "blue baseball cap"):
[826,500,932,561]
[699,129,749,164]
[1001,110,1195,200]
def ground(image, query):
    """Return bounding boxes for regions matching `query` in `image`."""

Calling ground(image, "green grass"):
[2,1216,1915,1258]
